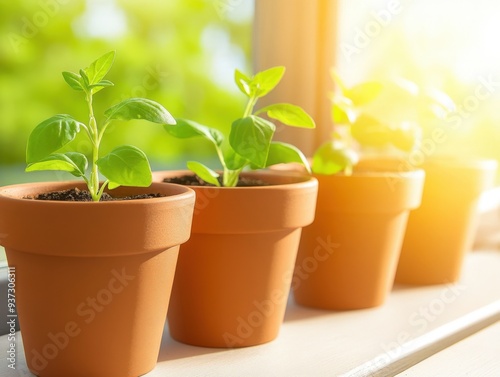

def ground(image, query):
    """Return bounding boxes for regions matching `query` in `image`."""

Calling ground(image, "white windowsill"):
[398,320,500,376]
[0,186,498,376]
[0,250,499,377]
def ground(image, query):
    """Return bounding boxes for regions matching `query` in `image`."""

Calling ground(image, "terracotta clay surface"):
[154,170,318,348]
[395,158,497,285]
[0,181,195,377]
[293,162,425,310]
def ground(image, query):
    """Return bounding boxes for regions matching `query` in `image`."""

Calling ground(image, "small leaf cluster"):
[313,71,456,175]
[164,67,316,187]
[26,51,176,201]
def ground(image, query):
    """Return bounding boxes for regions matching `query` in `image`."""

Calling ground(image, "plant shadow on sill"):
[283,294,344,323]
[390,282,460,296]
[157,326,229,362]
[157,295,337,362]
[283,293,386,323]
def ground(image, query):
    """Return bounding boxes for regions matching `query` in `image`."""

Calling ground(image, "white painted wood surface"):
[0,250,499,377]
[475,187,500,250]
[397,320,500,377]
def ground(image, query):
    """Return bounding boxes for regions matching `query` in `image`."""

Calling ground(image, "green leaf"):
[332,97,355,124]
[26,114,84,163]
[312,140,359,175]
[351,114,392,147]
[79,69,90,89]
[85,51,115,85]
[96,145,152,190]
[257,104,316,129]
[88,80,114,88]
[26,152,88,178]
[62,152,88,176]
[62,71,84,91]
[252,66,285,98]
[229,115,275,168]
[105,98,176,125]
[265,142,311,173]
[345,82,384,106]
[234,69,252,97]
[165,118,223,146]
[390,122,421,152]
[187,161,221,187]
[88,79,114,95]
[224,149,247,171]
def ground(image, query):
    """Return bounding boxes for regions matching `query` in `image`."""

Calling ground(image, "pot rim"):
[152,169,318,190]
[153,169,319,234]
[420,156,498,173]
[313,167,426,214]
[313,168,425,180]
[358,155,498,175]
[0,181,196,256]
[0,180,194,205]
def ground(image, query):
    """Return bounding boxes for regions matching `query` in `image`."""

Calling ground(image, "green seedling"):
[312,71,455,175]
[25,51,176,201]
[164,66,316,187]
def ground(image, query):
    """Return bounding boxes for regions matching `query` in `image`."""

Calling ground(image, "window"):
[254,0,500,169]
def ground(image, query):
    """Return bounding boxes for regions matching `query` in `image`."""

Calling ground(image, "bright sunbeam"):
[73,0,128,39]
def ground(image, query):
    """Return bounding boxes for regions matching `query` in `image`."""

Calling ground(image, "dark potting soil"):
[27,187,164,202]
[163,175,271,187]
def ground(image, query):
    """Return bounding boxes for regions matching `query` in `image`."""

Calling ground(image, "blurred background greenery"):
[1,0,499,263]
[337,0,500,169]
[0,0,499,186]
[0,0,253,184]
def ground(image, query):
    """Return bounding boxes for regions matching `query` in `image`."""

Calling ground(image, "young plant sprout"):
[312,71,455,175]
[164,66,316,187]
[25,51,176,201]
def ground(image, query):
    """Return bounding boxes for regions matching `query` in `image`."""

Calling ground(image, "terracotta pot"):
[292,161,425,310]
[395,158,498,285]
[153,170,318,348]
[0,181,195,377]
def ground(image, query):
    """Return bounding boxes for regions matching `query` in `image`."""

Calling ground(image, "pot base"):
[8,247,179,377]
[293,166,425,310]
[168,229,301,348]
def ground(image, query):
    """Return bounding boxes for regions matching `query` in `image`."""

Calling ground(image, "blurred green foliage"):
[0,0,253,169]
[338,1,500,168]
